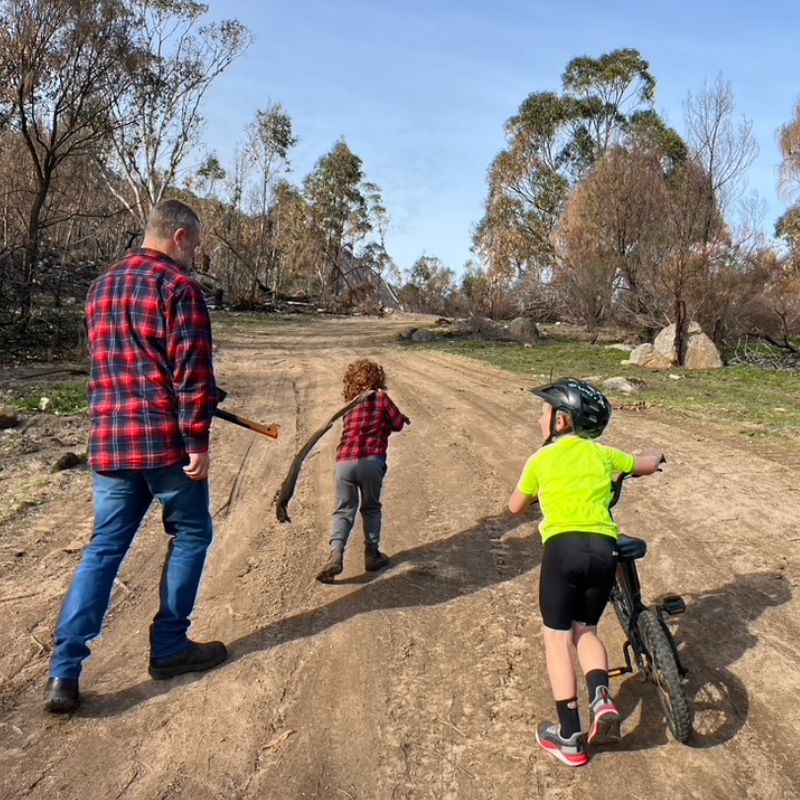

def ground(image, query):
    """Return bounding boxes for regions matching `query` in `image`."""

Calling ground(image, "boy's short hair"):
[145,200,201,240]
[555,409,572,430]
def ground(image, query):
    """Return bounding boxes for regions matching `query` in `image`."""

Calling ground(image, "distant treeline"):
[0,5,797,361]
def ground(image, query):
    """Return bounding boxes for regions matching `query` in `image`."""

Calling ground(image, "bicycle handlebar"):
[609,455,667,510]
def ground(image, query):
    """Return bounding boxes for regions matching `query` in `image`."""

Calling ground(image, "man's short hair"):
[145,199,201,239]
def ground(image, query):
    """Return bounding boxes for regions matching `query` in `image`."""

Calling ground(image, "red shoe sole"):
[587,707,622,744]
[536,733,589,767]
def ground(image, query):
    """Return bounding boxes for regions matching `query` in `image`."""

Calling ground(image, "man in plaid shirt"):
[45,200,227,713]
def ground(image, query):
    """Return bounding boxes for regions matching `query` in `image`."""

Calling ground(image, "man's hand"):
[184,452,210,481]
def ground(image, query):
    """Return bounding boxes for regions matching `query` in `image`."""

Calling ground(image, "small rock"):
[0,405,18,429]
[603,377,646,394]
[605,343,634,352]
[52,452,86,472]
[39,397,52,412]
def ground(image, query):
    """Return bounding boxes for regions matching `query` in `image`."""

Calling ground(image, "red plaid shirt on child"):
[86,248,224,471]
[336,390,409,462]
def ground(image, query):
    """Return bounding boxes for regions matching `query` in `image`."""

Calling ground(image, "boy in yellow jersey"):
[508,378,663,767]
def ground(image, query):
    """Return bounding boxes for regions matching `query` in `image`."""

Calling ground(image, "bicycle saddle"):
[616,535,647,560]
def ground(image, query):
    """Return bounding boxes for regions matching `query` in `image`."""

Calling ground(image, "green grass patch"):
[11,380,89,415]
[211,310,315,334]
[425,339,800,437]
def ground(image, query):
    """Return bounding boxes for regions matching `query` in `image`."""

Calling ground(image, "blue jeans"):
[50,464,214,680]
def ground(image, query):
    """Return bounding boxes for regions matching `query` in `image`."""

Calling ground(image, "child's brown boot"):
[316,547,343,583]
[364,543,389,572]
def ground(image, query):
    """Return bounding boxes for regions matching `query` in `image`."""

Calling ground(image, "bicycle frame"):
[608,555,646,678]
[607,473,688,680]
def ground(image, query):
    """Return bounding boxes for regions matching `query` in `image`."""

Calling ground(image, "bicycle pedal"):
[608,666,631,677]
[660,595,686,616]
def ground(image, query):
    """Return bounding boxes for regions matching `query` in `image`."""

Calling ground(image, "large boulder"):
[453,315,495,334]
[508,317,540,342]
[409,328,439,343]
[654,323,722,369]
[627,343,672,370]
[685,331,724,369]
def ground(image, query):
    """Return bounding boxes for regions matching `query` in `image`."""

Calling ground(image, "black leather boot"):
[364,543,389,572]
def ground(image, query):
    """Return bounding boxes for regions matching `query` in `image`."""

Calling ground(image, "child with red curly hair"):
[317,359,410,582]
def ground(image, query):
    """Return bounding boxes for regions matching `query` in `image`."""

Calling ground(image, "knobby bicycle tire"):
[637,609,693,743]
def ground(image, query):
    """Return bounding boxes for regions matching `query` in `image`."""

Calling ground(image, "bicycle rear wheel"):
[637,609,693,743]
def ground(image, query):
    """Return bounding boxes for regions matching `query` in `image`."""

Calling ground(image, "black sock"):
[555,698,581,738]
[586,669,609,700]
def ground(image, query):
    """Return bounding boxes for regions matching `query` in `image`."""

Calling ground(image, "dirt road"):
[1,314,798,799]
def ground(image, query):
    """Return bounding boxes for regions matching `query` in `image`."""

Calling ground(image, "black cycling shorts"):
[539,532,618,631]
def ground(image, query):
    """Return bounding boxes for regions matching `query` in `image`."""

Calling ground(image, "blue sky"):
[202,1,798,276]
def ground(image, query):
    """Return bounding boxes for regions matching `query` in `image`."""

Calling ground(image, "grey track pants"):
[331,457,387,549]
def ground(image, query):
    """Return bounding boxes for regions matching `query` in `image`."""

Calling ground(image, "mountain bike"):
[607,467,694,743]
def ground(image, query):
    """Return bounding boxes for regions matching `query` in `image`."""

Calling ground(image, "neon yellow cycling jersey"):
[517,434,636,542]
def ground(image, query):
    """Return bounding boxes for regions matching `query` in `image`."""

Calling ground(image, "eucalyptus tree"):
[474,49,661,290]
[400,255,455,314]
[779,101,800,202]
[556,147,674,332]
[303,139,377,297]
[190,152,226,198]
[245,102,296,295]
[267,180,315,296]
[778,102,800,267]
[474,91,572,287]
[665,78,757,359]
[561,47,656,170]
[103,0,252,228]
[0,0,137,326]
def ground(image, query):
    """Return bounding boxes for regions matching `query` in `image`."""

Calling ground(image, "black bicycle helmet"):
[531,378,611,441]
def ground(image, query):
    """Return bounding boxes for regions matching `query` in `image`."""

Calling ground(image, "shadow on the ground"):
[79,508,541,717]
[600,571,790,753]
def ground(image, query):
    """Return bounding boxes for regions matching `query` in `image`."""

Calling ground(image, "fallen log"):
[274,390,375,523]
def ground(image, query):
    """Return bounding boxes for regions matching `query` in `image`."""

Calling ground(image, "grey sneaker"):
[587,687,621,744]
[535,722,589,767]
[316,548,344,583]
[364,543,389,572]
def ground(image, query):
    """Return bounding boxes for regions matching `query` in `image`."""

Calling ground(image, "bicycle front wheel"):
[637,609,693,743]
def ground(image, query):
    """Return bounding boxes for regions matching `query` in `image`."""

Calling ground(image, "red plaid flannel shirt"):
[86,248,224,471]
[336,390,409,462]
